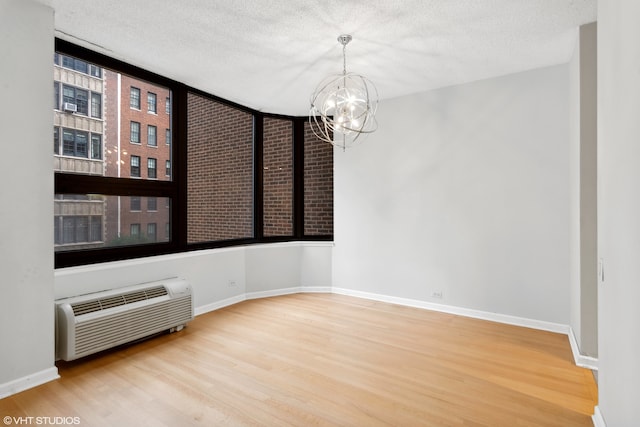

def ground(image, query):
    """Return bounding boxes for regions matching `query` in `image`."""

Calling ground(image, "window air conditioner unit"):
[55,278,193,361]
[63,102,77,113]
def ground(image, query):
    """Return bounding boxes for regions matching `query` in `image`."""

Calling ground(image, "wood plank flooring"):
[1,293,597,426]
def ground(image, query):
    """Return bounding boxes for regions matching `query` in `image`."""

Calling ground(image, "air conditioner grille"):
[71,286,168,316]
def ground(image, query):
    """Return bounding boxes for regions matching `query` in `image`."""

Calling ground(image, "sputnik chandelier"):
[309,34,378,150]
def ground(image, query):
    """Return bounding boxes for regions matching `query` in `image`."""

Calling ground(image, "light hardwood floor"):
[1,293,597,426]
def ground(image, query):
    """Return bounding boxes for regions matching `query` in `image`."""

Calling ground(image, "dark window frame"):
[54,38,332,269]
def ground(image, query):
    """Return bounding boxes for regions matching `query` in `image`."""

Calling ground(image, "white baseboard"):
[0,367,59,399]
[568,327,599,370]
[194,294,246,316]
[332,287,569,334]
[592,406,606,427]
[246,286,302,300]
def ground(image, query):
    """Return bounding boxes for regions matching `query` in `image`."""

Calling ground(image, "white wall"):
[55,243,333,311]
[569,23,598,359]
[333,65,571,325]
[597,0,640,423]
[0,0,58,395]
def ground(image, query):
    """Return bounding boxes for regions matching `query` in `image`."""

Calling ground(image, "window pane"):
[103,72,172,182]
[187,93,253,243]
[54,194,105,251]
[148,158,157,179]
[130,121,140,143]
[91,134,102,160]
[91,93,101,118]
[131,155,140,177]
[148,125,157,146]
[147,92,157,113]
[55,194,171,251]
[263,117,293,237]
[130,87,140,109]
[304,122,333,235]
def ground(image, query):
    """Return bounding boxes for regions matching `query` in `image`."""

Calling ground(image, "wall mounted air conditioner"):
[55,278,193,361]
[63,102,77,113]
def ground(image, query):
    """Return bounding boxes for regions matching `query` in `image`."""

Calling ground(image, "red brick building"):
[103,70,172,244]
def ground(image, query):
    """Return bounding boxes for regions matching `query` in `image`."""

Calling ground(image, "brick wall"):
[187,93,254,243]
[304,122,334,235]
[263,117,293,236]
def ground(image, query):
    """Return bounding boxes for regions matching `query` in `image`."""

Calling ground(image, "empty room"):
[1,1,638,426]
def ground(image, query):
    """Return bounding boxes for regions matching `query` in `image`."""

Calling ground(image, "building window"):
[91,93,102,119]
[147,223,157,242]
[165,222,170,240]
[59,54,88,74]
[91,134,102,160]
[62,128,88,158]
[130,121,140,143]
[165,160,171,177]
[130,196,141,211]
[54,82,60,110]
[55,216,102,245]
[147,125,157,146]
[166,129,171,145]
[147,197,157,211]
[89,64,102,78]
[130,223,140,237]
[130,87,140,109]
[54,127,60,155]
[166,97,171,114]
[148,92,157,113]
[62,85,88,115]
[131,155,141,177]
[148,158,157,179]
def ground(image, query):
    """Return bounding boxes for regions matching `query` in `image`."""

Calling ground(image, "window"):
[89,64,102,78]
[130,87,140,109]
[304,122,334,235]
[263,117,293,237]
[148,92,157,113]
[54,39,333,269]
[130,121,140,143]
[62,85,88,115]
[131,155,140,177]
[148,158,157,179]
[91,134,102,160]
[130,196,141,211]
[91,93,102,119]
[54,127,60,155]
[62,128,88,158]
[54,82,59,110]
[147,125,157,146]
[147,197,157,211]
[55,216,102,245]
[147,223,157,242]
[59,54,88,74]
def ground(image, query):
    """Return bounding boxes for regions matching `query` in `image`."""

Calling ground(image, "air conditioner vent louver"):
[70,285,169,315]
[56,279,192,361]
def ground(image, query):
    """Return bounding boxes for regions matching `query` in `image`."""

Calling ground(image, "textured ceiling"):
[50,0,596,116]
